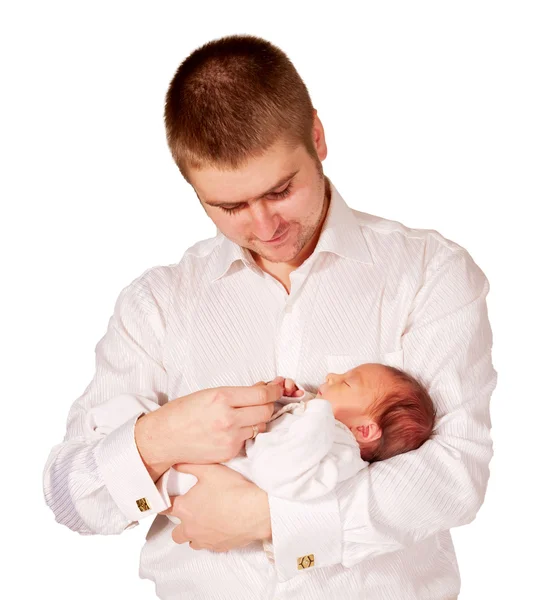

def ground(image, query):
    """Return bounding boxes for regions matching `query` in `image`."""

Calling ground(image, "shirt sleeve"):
[42,266,174,535]
[269,247,498,581]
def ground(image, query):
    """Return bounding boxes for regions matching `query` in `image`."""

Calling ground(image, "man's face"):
[187,136,328,266]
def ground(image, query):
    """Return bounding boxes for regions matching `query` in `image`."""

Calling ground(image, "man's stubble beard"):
[253,166,327,264]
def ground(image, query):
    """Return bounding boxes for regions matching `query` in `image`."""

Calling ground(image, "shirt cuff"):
[154,468,172,507]
[156,467,200,525]
[268,490,342,581]
[94,413,171,522]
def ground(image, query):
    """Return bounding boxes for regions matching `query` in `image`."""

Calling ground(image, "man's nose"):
[250,202,279,240]
[326,373,336,384]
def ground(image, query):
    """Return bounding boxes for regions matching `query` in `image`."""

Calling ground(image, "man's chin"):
[253,244,298,264]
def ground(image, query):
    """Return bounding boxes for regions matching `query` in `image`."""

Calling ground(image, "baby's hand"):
[259,377,303,397]
[281,377,304,398]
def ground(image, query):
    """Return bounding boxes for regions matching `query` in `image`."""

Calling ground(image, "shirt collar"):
[208,177,373,283]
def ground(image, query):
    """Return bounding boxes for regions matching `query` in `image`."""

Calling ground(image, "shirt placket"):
[270,258,318,381]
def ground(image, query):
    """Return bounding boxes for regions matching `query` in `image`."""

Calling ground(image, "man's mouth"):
[264,227,289,245]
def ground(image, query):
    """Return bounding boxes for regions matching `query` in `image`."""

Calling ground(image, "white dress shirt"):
[43,177,498,599]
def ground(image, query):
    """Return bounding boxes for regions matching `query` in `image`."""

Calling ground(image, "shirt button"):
[284,304,293,314]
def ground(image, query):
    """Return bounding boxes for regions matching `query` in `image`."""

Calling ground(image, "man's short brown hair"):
[164,34,318,182]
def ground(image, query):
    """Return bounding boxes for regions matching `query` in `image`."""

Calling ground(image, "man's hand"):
[135,378,285,482]
[160,463,271,552]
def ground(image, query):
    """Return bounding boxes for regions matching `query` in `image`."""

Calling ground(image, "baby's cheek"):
[326,398,340,416]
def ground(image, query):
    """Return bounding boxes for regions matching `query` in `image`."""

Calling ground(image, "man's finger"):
[239,421,267,441]
[172,524,191,545]
[225,381,284,408]
[252,377,284,388]
[234,404,274,428]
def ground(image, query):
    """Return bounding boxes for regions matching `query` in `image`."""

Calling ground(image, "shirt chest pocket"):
[326,349,404,374]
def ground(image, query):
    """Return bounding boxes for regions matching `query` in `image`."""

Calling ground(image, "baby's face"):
[315,363,393,425]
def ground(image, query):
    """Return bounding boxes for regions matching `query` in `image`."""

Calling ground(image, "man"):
[43,34,497,599]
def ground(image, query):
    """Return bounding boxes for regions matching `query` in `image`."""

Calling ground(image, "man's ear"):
[352,419,382,444]
[312,109,328,161]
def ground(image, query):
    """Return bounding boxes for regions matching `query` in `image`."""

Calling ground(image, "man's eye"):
[220,205,244,215]
[269,185,293,200]
[219,184,293,215]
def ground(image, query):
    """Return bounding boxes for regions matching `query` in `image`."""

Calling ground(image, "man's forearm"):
[134,412,174,483]
[251,487,272,542]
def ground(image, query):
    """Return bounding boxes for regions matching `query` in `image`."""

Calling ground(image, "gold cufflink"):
[136,497,151,512]
[297,554,315,570]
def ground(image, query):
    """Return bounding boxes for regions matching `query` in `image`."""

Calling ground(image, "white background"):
[2,1,551,598]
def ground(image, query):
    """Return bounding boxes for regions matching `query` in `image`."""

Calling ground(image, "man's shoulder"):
[180,231,221,260]
[352,207,460,252]
[113,233,221,315]
[117,262,179,311]
[172,231,226,278]
[351,207,467,272]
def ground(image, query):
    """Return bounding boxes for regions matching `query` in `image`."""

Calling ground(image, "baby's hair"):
[359,366,437,462]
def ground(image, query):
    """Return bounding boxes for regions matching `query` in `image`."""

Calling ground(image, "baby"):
[313,362,436,463]
[86,362,436,561]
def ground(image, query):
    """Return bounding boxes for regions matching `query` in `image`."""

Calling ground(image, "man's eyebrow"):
[203,169,299,207]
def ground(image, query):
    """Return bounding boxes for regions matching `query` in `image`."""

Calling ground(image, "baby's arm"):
[247,398,352,500]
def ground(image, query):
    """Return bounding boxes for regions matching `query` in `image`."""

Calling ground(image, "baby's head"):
[315,363,436,462]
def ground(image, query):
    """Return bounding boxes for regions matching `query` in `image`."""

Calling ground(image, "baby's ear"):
[352,419,382,444]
